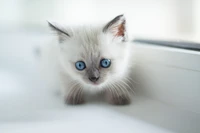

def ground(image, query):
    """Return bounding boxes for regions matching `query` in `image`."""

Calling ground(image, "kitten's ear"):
[47,21,70,42]
[103,14,127,41]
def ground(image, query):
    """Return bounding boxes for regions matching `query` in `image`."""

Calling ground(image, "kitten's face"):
[49,15,129,89]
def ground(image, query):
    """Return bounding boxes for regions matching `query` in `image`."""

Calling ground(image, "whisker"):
[114,81,128,97]
[109,82,120,98]
[119,79,135,94]
[76,87,82,104]
[68,81,80,104]
[109,82,121,103]
[125,76,140,84]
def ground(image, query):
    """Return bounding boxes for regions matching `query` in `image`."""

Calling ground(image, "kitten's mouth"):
[91,82,100,85]
[87,80,100,85]
[88,80,102,86]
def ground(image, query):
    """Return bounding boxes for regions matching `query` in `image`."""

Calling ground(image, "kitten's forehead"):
[63,26,122,62]
[73,26,101,44]
[72,26,103,57]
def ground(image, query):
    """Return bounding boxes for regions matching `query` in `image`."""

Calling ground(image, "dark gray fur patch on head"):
[86,52,101,79]
[87,67,100,79]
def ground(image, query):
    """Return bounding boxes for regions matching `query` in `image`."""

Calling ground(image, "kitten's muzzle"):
[88,68,100,83]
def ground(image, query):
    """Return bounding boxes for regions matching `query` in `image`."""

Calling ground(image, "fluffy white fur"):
[41,15,132,105]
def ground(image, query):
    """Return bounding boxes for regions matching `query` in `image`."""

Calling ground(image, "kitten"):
[46,14,133,105]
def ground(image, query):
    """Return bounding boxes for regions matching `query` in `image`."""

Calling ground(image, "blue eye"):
[100,59,111,68]
[75,61,86,70]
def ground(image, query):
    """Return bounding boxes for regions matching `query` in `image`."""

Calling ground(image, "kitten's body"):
[42,15,133,105]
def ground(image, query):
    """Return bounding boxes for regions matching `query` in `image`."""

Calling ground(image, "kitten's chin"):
[84,81,105,88]
[91,82,101,86]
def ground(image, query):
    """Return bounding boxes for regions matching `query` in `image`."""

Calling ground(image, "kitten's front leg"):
[60,73,85,105]
[65,90,84,105]
[105,89,131,105]
[61,84,84,105]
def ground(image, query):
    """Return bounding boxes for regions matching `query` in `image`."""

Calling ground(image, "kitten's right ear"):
[103,14,127,42]
[47,21,70,42]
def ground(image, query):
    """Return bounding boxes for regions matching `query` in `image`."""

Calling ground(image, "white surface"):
[0,70,171,133]
[0,32,200,133]
[132,44,200,113]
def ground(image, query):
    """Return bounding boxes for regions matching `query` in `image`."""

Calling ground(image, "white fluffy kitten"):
[44,15,133,105]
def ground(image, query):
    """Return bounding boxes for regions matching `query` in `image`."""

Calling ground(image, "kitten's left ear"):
[103,14,127,41]
[47,21,70,43]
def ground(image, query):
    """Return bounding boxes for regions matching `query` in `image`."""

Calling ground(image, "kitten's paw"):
[107,95,130,105]
[64,95,84,105]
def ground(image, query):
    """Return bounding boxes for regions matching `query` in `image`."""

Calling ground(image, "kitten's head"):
[48,15,130,90]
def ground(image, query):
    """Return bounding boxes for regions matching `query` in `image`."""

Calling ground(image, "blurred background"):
[1,0,200,40]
